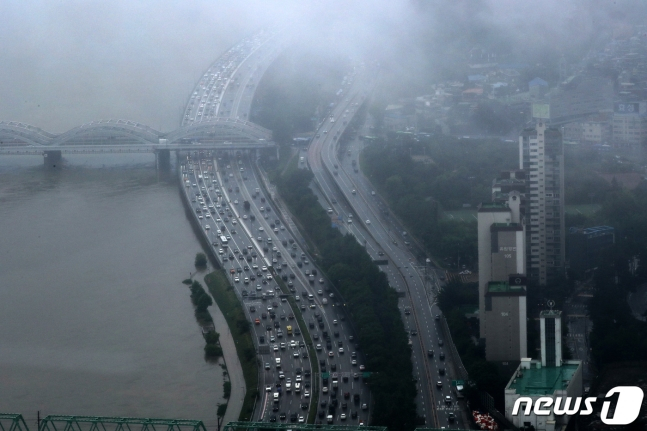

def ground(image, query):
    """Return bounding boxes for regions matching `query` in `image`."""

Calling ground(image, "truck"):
[286,325,293,336]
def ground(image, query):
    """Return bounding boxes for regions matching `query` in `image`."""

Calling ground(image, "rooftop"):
[508,362,580,396]
[487,281,526,294]
[478,202,510,211]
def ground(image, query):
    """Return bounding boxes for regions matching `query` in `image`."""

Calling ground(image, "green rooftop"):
[487,281,525,293]
[508,363,580,396]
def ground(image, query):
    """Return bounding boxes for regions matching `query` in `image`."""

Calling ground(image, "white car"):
[322,386,328,393]
[366,220,371,225]
[205,225,210,230]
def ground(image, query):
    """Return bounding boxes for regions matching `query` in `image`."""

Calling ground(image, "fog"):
[1,0,645,133]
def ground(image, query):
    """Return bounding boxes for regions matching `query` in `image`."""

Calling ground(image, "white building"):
[504,310,583,431]
[519,122,565,286]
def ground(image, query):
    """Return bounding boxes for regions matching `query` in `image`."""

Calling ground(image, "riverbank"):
[204,270,258,422]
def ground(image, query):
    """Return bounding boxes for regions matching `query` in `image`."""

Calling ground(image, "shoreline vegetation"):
[204,269,259,422]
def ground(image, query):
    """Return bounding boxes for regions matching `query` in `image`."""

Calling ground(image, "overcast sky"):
[0,0,644,133]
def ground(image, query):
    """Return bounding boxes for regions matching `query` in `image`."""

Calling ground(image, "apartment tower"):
[519,122,565,285]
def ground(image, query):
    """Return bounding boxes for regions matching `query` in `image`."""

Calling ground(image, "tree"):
[204,344,223,358]
[194,252,207,268]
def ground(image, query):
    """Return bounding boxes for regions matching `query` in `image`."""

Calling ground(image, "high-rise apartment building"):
[519,122,565,285]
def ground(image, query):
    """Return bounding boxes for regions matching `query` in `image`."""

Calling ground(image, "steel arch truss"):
[166,119,271,145]
[51,120,161,146]
[38,416,207,431]
[0,121,55,146]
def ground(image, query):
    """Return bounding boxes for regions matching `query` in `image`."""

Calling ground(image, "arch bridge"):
[0,118,274,161]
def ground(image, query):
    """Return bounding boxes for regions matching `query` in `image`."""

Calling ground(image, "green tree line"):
[276,168,418,431]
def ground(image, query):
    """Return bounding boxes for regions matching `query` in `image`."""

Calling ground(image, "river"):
[0,154,226,428]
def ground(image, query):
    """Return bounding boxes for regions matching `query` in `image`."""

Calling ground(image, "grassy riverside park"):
[204,270,258,422]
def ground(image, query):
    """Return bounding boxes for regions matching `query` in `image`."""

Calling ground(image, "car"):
[279,412,286,420]
[359,364,365,371]
[437,381,443,388]
[298,416,305,423]
[361,403,368,410]
[340,413,347,420]
[438,339,444,346]
[435,314,441,321]
[322,386,328,393]
[265,362,270,370]
[351,359,357,365]
[448,412,455,422]
[258,226,264,231]
[445,396,452,404]
[316,344,322,351]
[293,351,299,358]
[339,347,344,354]
[365,220,370,225]
[266,385,272,392]
[328,351,334,357]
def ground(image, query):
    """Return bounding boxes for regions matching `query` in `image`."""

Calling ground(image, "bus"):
[220,235,228,247]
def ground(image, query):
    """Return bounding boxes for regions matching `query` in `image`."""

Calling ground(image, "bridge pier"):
[155,149,171,170]
[43,150,62,168]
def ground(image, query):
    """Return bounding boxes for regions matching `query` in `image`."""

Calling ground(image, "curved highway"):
[307,68,464,429]
[179,31,372,426]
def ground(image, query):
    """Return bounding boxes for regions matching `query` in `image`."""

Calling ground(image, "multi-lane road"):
[178,29,372,426]
[181,152,371,425]
[179,28,467,428]
[307,68,464,429]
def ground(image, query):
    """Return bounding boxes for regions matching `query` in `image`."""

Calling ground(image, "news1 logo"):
[512,386,644,425]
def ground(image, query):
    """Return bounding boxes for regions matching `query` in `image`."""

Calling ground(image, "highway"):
[178,31,371,426]
[180,153,371,426]
[307,68,465,429]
